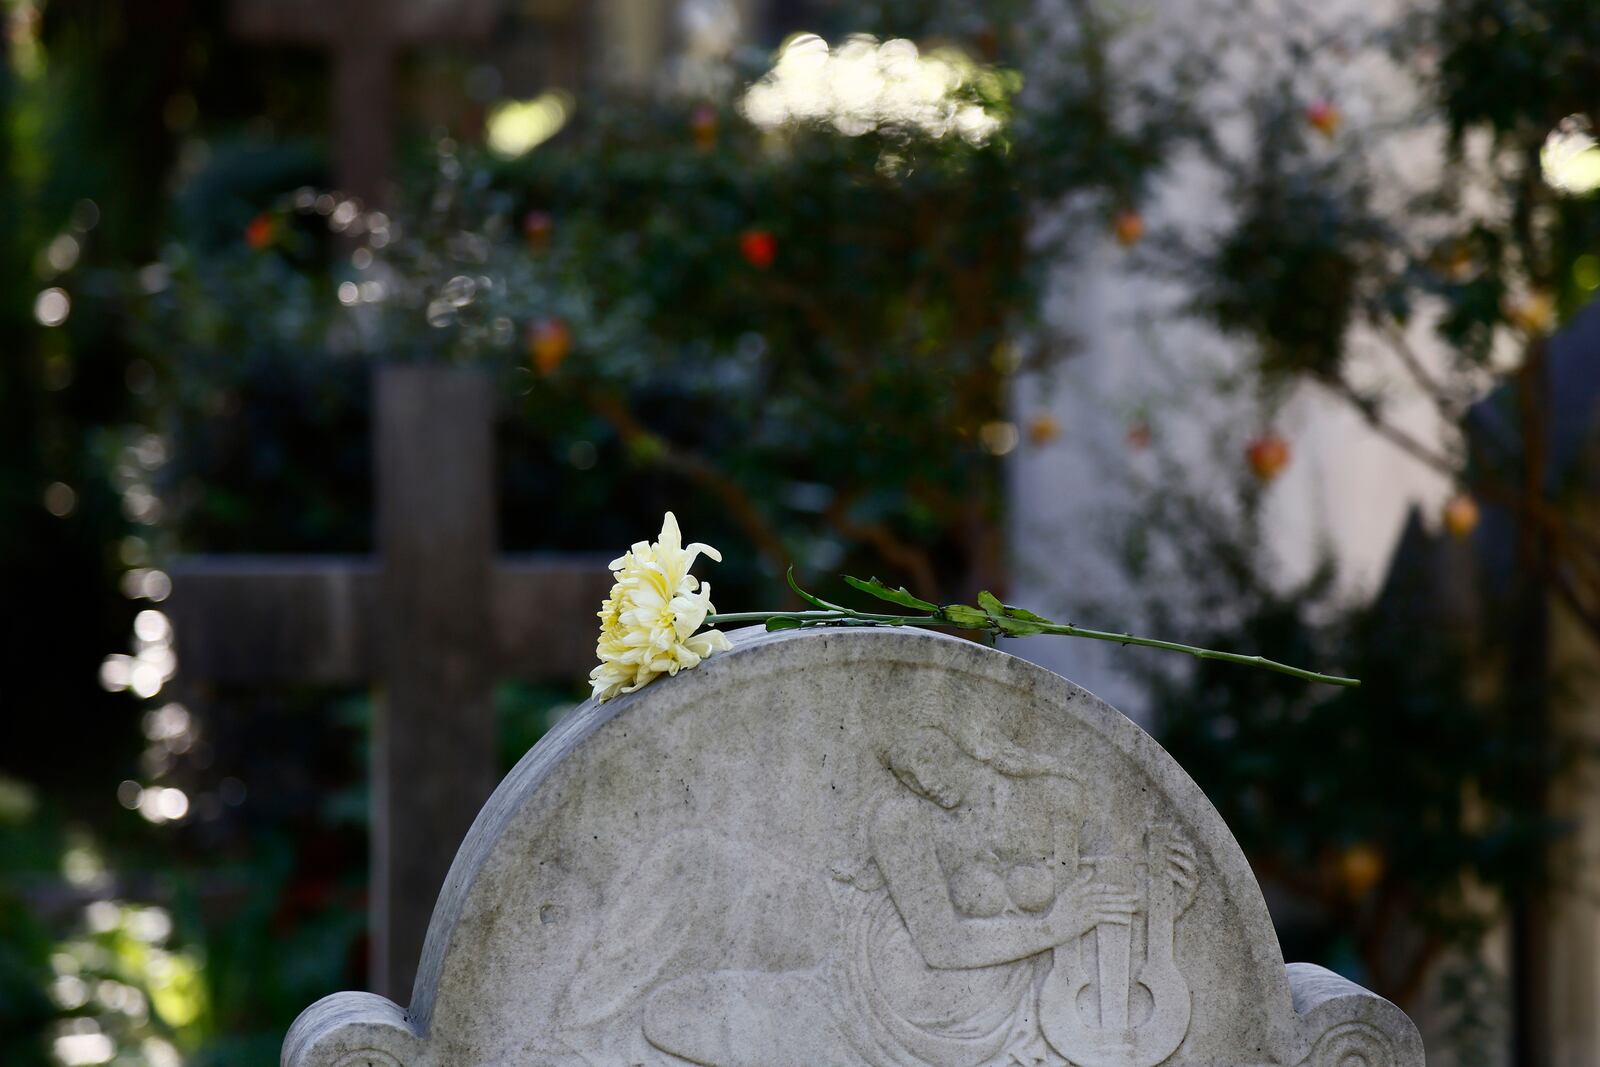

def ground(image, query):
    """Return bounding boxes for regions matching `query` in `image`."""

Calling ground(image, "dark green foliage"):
[1432,0,1600,141]
[0,807,58,1067]
[137,22,1133,607]
[1201,182,1362,380]
[1185,98,1387,383]
[495,107,1036,599]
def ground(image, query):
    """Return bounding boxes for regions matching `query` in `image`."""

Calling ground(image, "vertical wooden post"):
[333,0,394,205]
[372,364,497,1000]
[1510,335,1552,1067]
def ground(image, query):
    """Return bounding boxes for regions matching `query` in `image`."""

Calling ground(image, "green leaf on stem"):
[843,575,939,612]
[787,566,841,611]
[765,615,806,631]
[941,604,990,628]
[980,594,1051,635]
[991,614,1046,637]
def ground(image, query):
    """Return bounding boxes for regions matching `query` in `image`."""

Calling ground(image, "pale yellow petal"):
[592,513,730,701]
[686,541,722,564]
[658,512,682,552]
[684,629,732,657]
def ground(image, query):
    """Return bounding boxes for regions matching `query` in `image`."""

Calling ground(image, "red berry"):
[523,210,553,249]
[740,229,777,270]
[1306,100,1341,137]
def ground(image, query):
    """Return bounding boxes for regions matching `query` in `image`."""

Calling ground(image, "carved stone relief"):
[282,628,1424,1067]
[549,718,1198,1067]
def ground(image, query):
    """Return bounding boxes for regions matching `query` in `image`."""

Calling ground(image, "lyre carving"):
[1041,823,1195,1067]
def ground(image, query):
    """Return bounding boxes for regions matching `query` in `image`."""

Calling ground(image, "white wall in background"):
[1006,0,1453,721]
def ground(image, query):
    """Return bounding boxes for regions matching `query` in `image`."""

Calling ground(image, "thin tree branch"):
[584,390,792,579]
[1316,376,1463,475]
[824,492,941,599]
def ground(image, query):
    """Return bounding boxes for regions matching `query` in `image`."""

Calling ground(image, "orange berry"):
[245,213,275,250]
[1127,420,1152,450]
[1027,413,1061,445]
[1113,210,1144,247]
[1306,100,1341,137]
[690,106,718,151]
[1443,493,1480,540]
[1505,291,1554,334]
[1338,843,1385,897]
[528,317,572,375]
[1245,433,1290,481]
[1440,243,1474,282]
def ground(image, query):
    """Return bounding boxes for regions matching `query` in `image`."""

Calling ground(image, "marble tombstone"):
[283,627,1424,1067]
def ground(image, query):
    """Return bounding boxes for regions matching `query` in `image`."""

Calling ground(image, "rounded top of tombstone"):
[286,626,1422,1067]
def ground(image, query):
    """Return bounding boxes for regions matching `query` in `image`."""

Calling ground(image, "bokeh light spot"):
[34,287,71,326]
[486,92,574,159]
[980,420,1020,456]
[45,234,81,273]
[1541,115,1600,195]
[741,33,1006,145]
[44,481,77,517]
[1574,254,1600,291]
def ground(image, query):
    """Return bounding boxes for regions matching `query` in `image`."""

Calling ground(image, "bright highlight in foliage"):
[590,513,732,703]
[486,92,574,159]
[740,33,1006,144]
[1541,115,1600,196]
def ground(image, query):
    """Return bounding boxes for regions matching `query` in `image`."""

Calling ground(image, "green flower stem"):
[706,610,936,626]
[1025,620,1361,688]
[702,610,1360,688]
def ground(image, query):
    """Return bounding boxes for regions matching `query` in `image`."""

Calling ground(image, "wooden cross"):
[165,365,611,1000]
[230,0,502,203]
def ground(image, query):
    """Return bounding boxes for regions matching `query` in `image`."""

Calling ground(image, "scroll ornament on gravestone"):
[282,518,1420,1067]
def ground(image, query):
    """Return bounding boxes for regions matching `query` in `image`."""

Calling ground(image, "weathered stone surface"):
[283,626,1424,1067]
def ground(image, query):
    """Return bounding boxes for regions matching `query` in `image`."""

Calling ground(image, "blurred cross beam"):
[164,555,604,687]
[165,365,611,1002]
[230,0,503,203]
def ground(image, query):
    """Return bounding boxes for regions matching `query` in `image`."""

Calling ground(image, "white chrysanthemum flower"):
[589,512,733,703]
